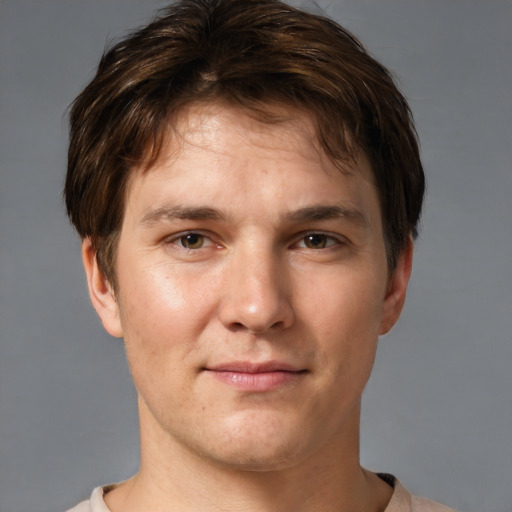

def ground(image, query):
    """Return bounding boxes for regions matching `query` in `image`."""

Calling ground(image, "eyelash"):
[167,232,216,250]
[294,233,343,250]
[165,231,344,251]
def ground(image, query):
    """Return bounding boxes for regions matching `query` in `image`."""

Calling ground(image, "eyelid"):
[161,229,347,250]
[292,231,347,249]
[165,230,218,249]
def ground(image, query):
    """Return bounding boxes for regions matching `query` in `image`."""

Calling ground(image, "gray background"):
[1,1,511,511]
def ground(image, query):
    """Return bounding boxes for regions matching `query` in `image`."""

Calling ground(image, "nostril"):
[227,320,284,334]
[218,276,295,333]
[228,322,247,332]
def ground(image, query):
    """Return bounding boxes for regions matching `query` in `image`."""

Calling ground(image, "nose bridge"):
[219,239,294,333]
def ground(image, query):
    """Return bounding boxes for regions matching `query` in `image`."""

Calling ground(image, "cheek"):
[119,258,214,331]
[301,269,385,381]
[299,266,385,335]
[116,262,219,382]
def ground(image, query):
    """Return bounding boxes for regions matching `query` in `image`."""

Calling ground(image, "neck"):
[105,399,392,512]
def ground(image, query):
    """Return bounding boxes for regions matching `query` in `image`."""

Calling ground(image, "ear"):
[82,238,123,338]
[379,237,414,335]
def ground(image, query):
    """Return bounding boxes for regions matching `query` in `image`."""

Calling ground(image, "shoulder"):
[411,494,458,512]
[66,486,112,512]
[380,474,458,512]
[66,498,92,512]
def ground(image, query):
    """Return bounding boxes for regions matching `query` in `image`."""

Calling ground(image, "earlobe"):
[379,237,414,336]
[81,238,123,338]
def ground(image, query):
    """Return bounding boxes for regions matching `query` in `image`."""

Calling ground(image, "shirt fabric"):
[67,474,457,511]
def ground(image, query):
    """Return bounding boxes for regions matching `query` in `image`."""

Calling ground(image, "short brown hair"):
[65,0,424,283]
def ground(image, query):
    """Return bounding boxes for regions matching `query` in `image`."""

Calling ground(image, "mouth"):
[203,362,308,392]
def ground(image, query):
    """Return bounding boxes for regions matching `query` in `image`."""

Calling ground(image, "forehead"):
[123,101,379,224]
[135,100,373,183]
[158,102,329,167]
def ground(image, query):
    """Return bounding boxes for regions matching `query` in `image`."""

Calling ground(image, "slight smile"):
[204,362,308,392]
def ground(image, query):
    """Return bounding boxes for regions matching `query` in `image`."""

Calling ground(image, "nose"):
[218,247,295,333]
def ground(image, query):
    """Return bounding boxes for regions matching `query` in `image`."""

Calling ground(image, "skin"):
[83,102,413,512]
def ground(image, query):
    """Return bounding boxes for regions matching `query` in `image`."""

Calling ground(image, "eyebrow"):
[140,205,226,225]
[284,205,369,228]
[140,203,368,228]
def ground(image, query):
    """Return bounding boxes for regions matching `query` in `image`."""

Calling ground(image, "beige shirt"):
[67,474,457,511]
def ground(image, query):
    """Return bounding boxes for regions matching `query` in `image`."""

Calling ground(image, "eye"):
[176,233,211,249]
[297,233,340,249]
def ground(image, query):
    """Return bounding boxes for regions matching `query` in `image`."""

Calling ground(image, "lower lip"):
[208,370,303,392]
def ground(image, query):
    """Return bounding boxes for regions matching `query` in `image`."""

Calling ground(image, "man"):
[65,0,456,510]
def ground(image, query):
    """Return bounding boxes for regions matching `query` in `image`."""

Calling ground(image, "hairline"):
[99,98,399,291]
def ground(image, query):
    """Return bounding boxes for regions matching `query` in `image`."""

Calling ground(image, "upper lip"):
[205,361,305,373]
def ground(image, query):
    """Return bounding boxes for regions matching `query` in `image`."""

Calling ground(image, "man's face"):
[85,102,410,470]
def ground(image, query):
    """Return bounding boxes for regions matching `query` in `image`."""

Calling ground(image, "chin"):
[210,445,307,472]
[197,419,314,472]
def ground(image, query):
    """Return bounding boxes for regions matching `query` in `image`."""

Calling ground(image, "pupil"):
[183,234,202,248]
[307,234,326,248]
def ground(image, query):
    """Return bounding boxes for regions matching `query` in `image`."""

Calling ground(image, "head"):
[65,0,424,288]
[65,0,424,471]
